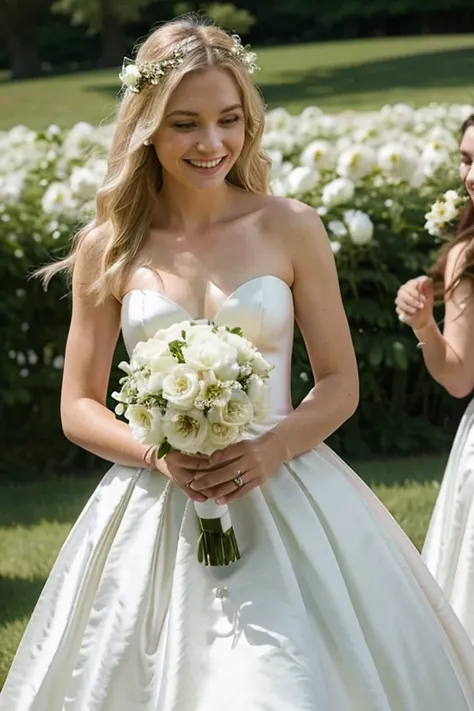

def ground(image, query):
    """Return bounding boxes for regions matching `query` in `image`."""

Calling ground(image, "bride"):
[2,15,474,711]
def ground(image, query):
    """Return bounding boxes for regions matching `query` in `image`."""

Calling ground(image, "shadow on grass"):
[0,478,97,529]
[353,454,447,488]
[0,576,45,627]
[84,46,474,106]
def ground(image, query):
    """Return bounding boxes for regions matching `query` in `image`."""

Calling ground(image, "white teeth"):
[187,158,224,168]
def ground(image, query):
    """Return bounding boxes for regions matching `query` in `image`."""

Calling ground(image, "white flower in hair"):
[119,63,141,93]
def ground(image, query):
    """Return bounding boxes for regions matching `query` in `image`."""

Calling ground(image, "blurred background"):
[1,0,474,686]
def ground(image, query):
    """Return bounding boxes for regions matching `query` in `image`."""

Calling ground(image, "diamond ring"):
[233,471,244,488]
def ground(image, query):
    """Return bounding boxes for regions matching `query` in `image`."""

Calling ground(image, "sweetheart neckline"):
[121,274,292,322]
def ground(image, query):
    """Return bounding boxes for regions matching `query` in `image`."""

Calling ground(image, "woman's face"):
[459,125,474,203]
[153,66,246,192]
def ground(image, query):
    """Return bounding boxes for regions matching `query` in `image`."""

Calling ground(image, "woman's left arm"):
[266,202,359,459]
[189,203,359,503]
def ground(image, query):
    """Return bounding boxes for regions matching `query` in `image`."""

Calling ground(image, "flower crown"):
[119,34,259,94]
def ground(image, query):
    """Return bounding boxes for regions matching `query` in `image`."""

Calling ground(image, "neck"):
[156,177,233,233]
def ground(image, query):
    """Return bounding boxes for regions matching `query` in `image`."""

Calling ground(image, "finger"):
[178,484,208,503]
[207,444,245,469]
[200,470,250,500]
[174,455,212,472]
[416,276,432,294]
[217,479,259,504]
[396,291,425,310]
[190,462,244,491]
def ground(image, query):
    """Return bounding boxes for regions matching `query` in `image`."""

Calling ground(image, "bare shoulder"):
[73,223,111,294]
[259,196,328,261]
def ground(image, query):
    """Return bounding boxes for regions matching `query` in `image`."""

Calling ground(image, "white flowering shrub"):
[1,104,471,475]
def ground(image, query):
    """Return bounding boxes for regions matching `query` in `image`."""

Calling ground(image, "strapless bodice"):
[121,275,294,420]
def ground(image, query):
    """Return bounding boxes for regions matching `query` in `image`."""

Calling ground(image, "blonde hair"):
[38,15,271,302]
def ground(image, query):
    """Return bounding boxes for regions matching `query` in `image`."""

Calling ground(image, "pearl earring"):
[144,139,151,146]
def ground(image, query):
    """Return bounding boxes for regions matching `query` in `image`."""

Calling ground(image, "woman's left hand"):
[189,433,285,504]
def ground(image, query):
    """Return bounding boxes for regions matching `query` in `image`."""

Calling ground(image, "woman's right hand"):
[157,450,210,503]
[395,275,435,330]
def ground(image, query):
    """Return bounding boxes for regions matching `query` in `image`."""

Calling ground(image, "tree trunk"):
[1,26,42,79]
[98,0,126,68]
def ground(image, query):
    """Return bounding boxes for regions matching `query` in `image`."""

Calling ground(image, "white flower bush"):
[2,102,472,461]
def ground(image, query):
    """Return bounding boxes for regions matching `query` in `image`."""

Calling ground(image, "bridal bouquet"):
[112,320,273,566]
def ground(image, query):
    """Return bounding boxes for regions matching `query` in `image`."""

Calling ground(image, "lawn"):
[1,34,474,129]
[0,454,446,687]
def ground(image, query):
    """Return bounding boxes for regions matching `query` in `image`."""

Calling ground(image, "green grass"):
[0,454,446,687]
[1,34,474,129]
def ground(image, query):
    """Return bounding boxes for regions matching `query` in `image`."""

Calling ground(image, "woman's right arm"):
[59,228,208,501]
[60,228,153,467]
[395,241,474,398]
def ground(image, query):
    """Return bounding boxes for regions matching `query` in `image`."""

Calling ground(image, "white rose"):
[322,178,355,208]
[246,375,269,420]
[250,352,273,378]
[125,404,163,445]
[300,140,336,170]
[327,220,348,238]
[69,166,101,201]
[286,166,321,195]
[377,143,420,181]
[337,145,377,181]
[41,182,77,217]
[120,64,141,91]
[209,388,254,427]
[162,407,209,454]
[197,371,233,409]
[344,210,374,245]
[201,421,242,454]
[221,330,256,366]
[131,339,174,371]
[183,337,239,382]
[162,365,200,411]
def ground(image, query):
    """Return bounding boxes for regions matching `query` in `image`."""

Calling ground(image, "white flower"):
[337,145,377,181]
[42,182,77,216]
[203,421,241,453]
[322,178,355,208]
[69,165,103,201]
[125,404,162,444]
[250,351,273,378]
[285,166,321,195]
[330,240,342,255]
[300,140,335,170]
[328,220,348,238]
[377,143,420,181]
[344,210,374,245]
[162,365,200,411]
[220,330,256,366]
[162,408,209,454]
[209,389,254,427]
[52,355,64,369]
[246,375,269,420]
[120,64,141,91]
[183,337,240,382]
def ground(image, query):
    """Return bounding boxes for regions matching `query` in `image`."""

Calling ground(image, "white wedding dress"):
[423,398,474,643]
[2,274,474,711]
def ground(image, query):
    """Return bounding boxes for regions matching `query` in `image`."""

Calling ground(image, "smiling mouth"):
[184,156,227,169]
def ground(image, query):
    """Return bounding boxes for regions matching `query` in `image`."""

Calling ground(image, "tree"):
[0,0,53,78]
[52,0,154,66]
[174,2,256,35]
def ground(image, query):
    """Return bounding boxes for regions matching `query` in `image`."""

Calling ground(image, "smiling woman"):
[4,13,474,711]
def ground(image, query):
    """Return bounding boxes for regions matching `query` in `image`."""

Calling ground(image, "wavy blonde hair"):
[38,15,271,301]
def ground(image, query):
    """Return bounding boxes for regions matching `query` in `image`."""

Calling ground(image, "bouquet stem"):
[194,501,241,566]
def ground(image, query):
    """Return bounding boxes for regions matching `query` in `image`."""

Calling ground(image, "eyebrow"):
[165,103,243,118]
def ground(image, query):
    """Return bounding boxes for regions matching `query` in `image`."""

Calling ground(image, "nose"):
[197,126,223,154]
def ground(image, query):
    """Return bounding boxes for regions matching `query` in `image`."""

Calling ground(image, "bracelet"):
[142,444,159,469]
